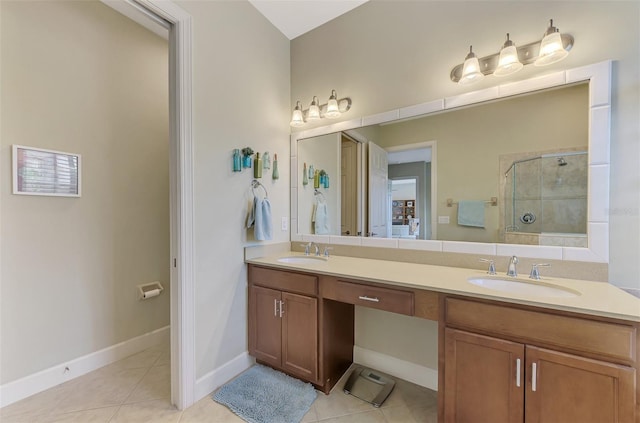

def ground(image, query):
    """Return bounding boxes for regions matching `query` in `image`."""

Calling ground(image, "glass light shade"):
[290,102,304,127]
[325,90,341,118]
[534,31,568,66]
[459,55,484,85]
[494,45,523,77]
[307,97,320,121]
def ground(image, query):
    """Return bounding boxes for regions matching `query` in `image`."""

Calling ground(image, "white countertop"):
[246,253,640,323]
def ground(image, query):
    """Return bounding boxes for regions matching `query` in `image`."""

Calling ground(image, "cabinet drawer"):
[249,266,317,296]
[445,298,636,363]
[323,279,414,316]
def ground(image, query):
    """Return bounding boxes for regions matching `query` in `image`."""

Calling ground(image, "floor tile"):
[300,402,318,422]
[2,340,439,423]
[408,402,438,423]
[0,382,75,422]
[316,409,387,423]
[313,388,377,420]
[55,367,148,413]
[97,348,163,373]
[48,406,119,422]
[380,405,419,423]
[178,396,243,423]
[110,399,181,423]
[125,364,171,403]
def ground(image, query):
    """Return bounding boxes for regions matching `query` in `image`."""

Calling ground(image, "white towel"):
[457,200,485,228]
[254,197,273,241]
[314,200,330,235]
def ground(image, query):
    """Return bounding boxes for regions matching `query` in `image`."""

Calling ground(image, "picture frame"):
[12,145,81,197]
[407,201,413,207]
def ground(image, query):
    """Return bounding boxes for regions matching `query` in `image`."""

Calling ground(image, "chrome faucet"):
[303,242,320,256]
[479,258,496,275]
[529,263,551,280]
[507,256,519,277]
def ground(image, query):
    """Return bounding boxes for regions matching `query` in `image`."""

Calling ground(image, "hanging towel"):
[314,199,330,235]
[457,200,486,228]
[254,197,273,241]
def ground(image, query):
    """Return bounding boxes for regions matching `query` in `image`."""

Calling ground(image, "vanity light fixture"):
[324,90,341,118]
[459,46,485,85]
[290,101,305,127]
[307,96,321,121]
[534,19,569,66]
[451,19,574,84]
[289,90,352,127]
[494,33,523,77]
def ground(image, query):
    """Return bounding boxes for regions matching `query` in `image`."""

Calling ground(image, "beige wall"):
[1,1,169,383]
[292,1,640,375]
[291,0,639,290]
[171,1,291,379]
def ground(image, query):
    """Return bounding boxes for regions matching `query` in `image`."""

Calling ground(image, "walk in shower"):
[504,151,588,247]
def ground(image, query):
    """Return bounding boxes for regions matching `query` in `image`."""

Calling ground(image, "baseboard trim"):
[353,346,438,391]
[0,325,170,408]
[194,352,255,402]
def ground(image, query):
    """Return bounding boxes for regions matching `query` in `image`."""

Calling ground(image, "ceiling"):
[248,0,369,40]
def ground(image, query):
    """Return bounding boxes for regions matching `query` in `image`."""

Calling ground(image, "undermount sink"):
[468,277,580,298]
[277,255,328,264]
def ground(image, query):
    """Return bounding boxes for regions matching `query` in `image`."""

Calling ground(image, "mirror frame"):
[290,61,611,263]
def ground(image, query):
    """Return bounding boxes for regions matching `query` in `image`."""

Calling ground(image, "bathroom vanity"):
[246,253,639,422]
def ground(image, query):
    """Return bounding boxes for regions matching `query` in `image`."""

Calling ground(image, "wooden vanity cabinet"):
[248,266,319,383]
[443,297,637,423]
[248,265,354,393]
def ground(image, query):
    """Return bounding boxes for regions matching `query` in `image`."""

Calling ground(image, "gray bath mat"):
[213,364,317,423]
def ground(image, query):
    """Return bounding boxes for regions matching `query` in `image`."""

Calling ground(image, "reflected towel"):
[254,197,273,241]
[457,200,485,228]
[314,200,330,235]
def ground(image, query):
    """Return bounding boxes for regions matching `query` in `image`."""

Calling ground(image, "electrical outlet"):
[281,217,288,231]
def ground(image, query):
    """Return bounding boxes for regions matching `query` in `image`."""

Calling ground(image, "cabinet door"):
[525,346,636,423]
[444,328,524,423]
[281,292,318,382]
[248,285,282,368]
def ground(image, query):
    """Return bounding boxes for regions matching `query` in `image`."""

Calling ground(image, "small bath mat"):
[213,364,317,423]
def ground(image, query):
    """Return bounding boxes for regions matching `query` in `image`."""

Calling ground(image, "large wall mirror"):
[291,61,611,263]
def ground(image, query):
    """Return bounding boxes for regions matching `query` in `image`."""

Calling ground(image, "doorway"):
[387,142,436,240]
[102,0,195,410]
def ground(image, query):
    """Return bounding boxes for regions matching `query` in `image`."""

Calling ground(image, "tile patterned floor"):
[1,342,437,422]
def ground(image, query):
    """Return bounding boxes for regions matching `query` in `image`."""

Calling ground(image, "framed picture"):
[12,145,81,197]
[407,201,414,206]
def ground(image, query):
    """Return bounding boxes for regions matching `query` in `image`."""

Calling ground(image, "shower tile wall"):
[512,154,587,235]
[512,159,542,234]
[540,155,588,233]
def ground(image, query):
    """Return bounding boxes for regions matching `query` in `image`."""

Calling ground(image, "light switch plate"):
[438,216,450,224]
[281,217,288,231]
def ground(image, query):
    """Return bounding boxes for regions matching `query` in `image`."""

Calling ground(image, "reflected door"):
[368,141,389,237]
[341,136,358,235]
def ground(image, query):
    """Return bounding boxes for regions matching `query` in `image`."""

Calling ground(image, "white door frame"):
[101,0,195,410]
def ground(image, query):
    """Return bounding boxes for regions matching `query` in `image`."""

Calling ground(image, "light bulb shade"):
[290,101,304,127]
[307,96,320,120]
[494,45,523,77]
[459,54,484,85]
[325,90,341,118]
[535,30,568,66]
